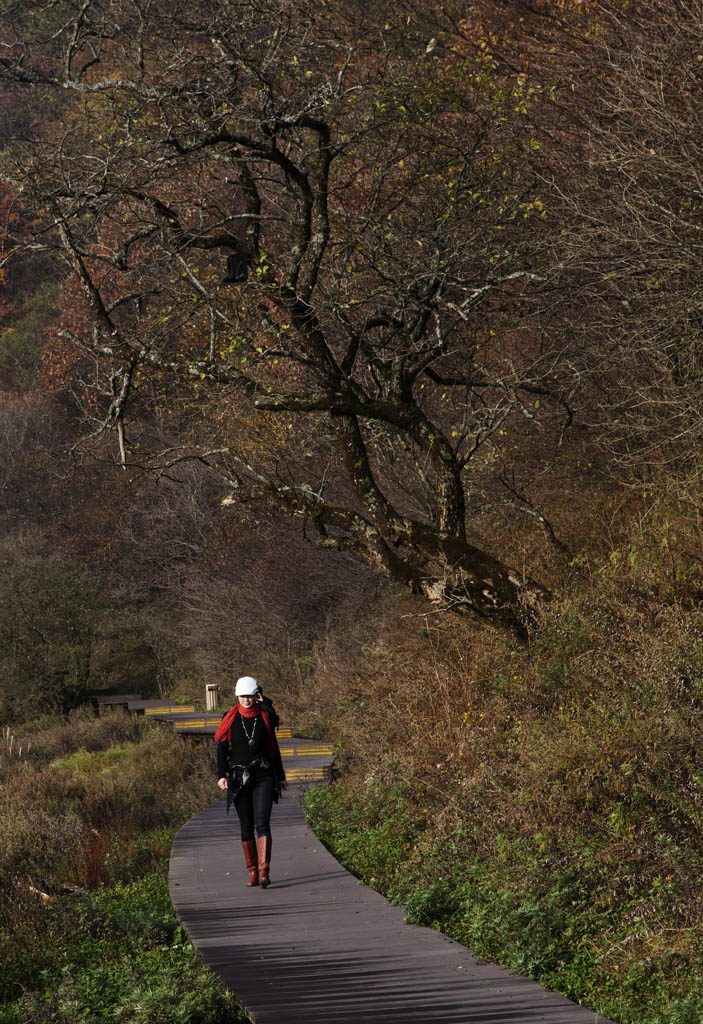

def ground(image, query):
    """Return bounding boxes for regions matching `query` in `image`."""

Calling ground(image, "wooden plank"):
[169,789,616,1024]
[169,734,616,1024]
[278,745,334,758]
[129,700,166,710]
[93,693,142,706]
[284,766,330,781]
[144,705,196,716]
[174,724,294,737]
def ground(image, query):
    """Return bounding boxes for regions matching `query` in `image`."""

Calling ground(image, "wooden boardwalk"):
[169,732,615,1024]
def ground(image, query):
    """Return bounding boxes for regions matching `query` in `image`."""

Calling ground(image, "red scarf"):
[214,704,276,759]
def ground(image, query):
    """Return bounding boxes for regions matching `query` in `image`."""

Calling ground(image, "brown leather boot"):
[257,835,272,888]
[241,840,259,886]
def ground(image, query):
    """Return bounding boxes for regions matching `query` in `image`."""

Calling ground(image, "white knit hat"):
[235,676,259,696]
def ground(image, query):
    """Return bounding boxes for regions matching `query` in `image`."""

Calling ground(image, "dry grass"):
[291,486,703,1016]
[0,711,215,935]
[3,708,142,772]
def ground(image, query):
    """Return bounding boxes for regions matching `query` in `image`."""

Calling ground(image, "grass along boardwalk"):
[169,732,615,1024]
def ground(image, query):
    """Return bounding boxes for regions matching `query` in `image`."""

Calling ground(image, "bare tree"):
[0,0,576,632]
[549,0,703,484]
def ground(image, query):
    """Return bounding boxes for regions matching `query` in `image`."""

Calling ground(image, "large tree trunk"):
[410,532,548,637]
[302,499,549,636]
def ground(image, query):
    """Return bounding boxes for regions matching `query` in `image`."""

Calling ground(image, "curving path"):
[169,732,615,1024]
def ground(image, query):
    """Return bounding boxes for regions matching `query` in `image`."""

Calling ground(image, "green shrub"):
[0,876,247,1024]
[650,995,703,1024]
[0,282,58,388]
[0,540,100,720]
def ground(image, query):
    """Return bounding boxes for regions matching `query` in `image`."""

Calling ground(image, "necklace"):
[240,715,257,748]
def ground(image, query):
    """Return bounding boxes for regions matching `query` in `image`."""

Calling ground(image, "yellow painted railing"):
[285,766,330,781]
[278,745,334,757]
[144,705,196,715]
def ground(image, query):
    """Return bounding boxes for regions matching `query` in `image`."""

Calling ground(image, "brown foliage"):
[0,0,587,631]
[286,483,703,944]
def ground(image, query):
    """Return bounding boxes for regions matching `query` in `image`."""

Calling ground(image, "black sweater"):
[216,706,285,783]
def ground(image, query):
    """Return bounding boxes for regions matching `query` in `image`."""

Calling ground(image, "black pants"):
[233,769,274,841]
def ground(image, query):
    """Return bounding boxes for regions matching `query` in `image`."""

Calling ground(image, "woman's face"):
[238,692,259,709]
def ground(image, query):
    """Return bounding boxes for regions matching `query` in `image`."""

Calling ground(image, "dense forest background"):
[2,2,703,1022]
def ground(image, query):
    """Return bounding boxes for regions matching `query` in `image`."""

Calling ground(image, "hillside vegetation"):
[293,494,703,1024]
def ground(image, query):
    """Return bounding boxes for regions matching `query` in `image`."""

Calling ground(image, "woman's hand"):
[281,780,288,790]
[217,777,228,791]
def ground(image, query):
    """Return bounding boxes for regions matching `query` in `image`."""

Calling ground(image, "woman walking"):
[215,676,286,887]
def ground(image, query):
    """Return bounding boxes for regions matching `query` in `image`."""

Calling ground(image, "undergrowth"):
[0,872,246,1024]
[0,709,248,1024]
[298,495,703,1024]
